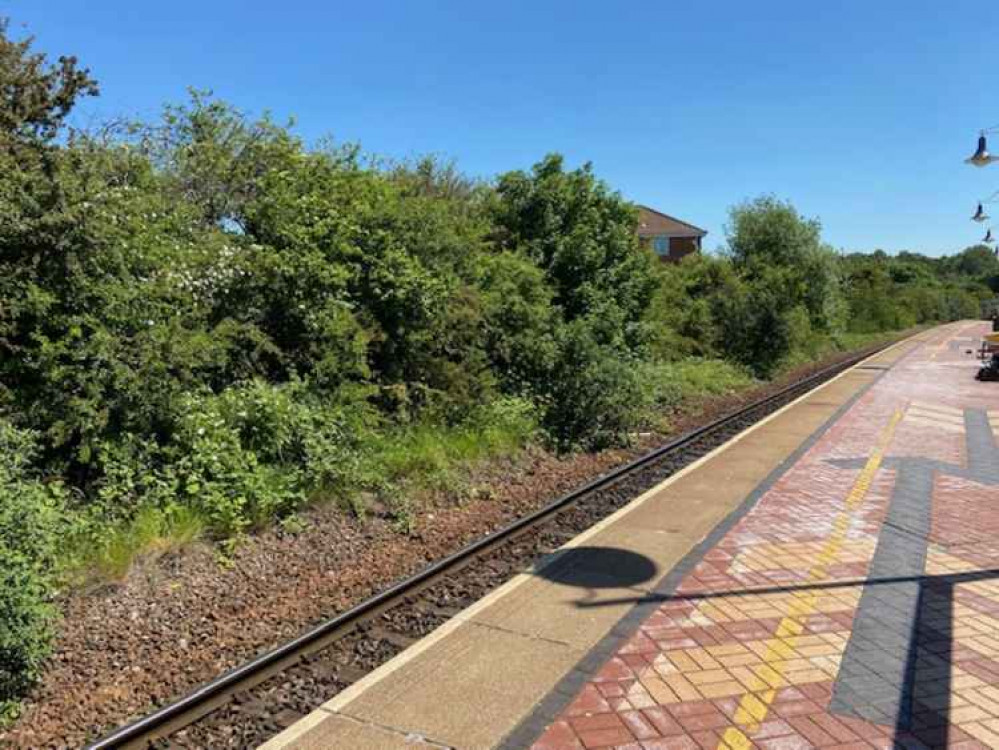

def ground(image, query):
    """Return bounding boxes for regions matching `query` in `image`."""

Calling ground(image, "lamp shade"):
[974,203,989,222]
[985,229,995,243]
[967,135,996,167]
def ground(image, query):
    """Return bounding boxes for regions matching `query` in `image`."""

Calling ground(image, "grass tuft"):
[67,505,205,583]
[350,396,538,520]
[635,358,756,432]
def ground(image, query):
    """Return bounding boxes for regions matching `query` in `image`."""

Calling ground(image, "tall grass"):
[636,358,756,432]
[774,328,916,375]
[66,505,205,583]
[351,397,538,528]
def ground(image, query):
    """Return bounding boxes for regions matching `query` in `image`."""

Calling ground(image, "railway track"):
[86,339,904,750]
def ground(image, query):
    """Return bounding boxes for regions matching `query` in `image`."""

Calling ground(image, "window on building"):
[652,236,669,255]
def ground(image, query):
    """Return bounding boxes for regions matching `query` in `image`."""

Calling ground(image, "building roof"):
[636,205,707,238]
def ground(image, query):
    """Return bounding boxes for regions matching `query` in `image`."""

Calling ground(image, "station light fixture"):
[967,135,996,166]
[966,130,999,167]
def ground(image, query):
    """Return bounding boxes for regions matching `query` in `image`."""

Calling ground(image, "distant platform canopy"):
[636,205,707,262]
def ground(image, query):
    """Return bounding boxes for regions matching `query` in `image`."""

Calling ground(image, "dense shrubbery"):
[1,24,997,715]
[648,198,993,376]
[0,421,66,723]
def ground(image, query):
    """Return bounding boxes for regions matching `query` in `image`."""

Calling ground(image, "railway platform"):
[262,321,999,750]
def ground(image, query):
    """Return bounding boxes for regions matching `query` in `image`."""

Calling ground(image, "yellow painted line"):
[717,407,904,750]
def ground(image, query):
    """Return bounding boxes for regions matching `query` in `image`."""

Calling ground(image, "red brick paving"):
[531,324,999,750]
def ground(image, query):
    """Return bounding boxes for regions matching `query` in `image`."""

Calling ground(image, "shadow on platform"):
[532,545,659,590]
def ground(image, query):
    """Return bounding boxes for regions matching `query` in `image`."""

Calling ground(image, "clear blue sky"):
[8,1,999,254]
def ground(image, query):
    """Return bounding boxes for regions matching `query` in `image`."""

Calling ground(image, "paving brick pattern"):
[531,324,999,750]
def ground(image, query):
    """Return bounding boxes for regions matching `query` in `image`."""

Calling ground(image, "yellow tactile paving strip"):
[718,407,904,750]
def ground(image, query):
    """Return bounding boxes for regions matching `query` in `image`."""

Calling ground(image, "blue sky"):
[7,1,999,254]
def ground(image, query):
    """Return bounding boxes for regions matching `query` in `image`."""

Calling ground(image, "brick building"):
[636,205,706,262]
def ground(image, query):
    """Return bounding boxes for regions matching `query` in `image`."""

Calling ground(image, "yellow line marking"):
[718,408,904,749]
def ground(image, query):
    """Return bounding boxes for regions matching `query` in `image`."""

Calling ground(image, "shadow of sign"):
[532,546,659,591]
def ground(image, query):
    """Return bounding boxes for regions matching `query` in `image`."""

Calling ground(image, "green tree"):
[139,91,301,230]
[490,155,661,445]
[0,18,97,153]
[727,195,822,269]
[950,244,999,280]
[492,154,658,338]
[720,196,846,373]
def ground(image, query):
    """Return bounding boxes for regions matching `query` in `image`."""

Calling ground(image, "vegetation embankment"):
[1,22,997,723]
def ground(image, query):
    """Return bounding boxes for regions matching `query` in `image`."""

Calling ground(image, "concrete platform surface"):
[262,322,999,750]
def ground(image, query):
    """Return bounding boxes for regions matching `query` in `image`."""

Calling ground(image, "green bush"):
[0,549,55,724]
[541,317,645,450]
[492,154,658,343]
[479,251,559,395]
[169,397,303,536]
[469,396,538,451]
[87,382,377,537]
[0,421,65,722]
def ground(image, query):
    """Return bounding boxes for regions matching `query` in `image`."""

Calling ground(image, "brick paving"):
[531,323,999,750]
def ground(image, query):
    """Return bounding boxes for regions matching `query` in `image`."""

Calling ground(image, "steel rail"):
[86,338,902,749]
